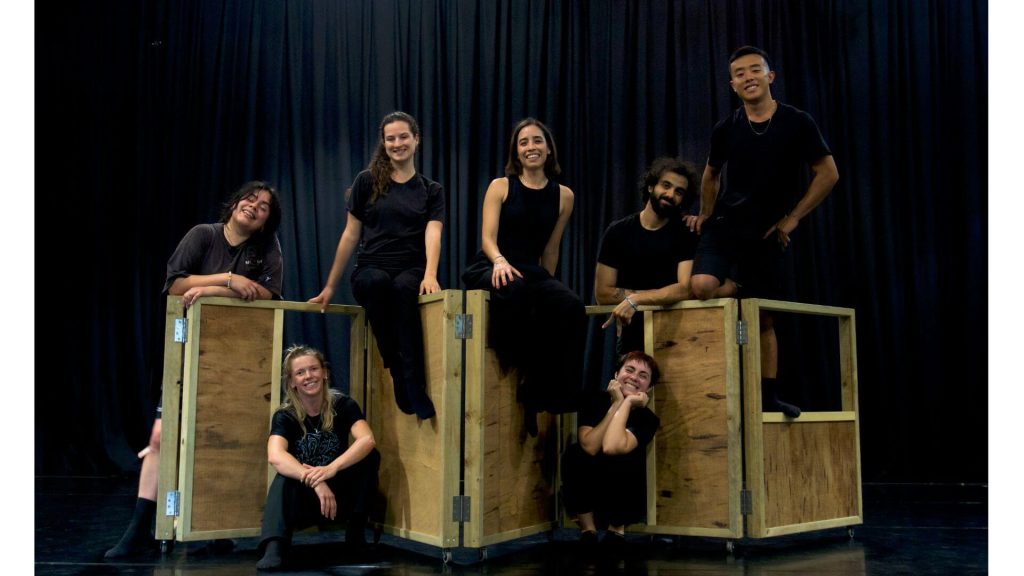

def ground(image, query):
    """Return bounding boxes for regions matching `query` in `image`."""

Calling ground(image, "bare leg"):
[760,313,799,417]
[760,312,777,379]
[576,512,597,533]
[690,274,738,301]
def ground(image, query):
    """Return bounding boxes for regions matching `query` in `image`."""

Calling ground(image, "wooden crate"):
[365,290,463,549]
[741,299,863,538]
[583,301,744,539]
[367,290,560,557]
[156,297,365,542]
[463,290,560,549]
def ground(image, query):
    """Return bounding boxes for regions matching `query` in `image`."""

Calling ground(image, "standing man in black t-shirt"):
[691,45,839,417]
[595,157,700,355]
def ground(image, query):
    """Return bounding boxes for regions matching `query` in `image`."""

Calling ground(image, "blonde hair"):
[279,344,336,436]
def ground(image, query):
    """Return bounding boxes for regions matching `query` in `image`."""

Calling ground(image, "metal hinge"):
[740,489,752,515]
[452,495,471,522]
[736,320,748,346]
[455,314,473,339]
[174,318,188,343]
[165,491,181,517]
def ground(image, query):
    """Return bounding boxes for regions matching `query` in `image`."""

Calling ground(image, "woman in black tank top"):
[462,118,587,430]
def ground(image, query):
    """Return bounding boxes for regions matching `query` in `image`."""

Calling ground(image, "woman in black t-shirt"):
[257,345,379,571]
[310,111,445,420]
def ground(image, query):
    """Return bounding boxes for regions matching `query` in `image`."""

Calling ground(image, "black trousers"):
[560,443,646,527]
[464,261,586,414]
[259,449,380,547]
[351,266,434,418]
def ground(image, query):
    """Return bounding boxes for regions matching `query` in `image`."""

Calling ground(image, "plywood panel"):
[370,293,459,547]
[650,307,733,530]
[762,421,860,528]
[189,305,275,532]
[480,352,557,539]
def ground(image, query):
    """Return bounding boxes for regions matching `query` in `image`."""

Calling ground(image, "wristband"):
[624,295,638,311]
[227,271,233,288]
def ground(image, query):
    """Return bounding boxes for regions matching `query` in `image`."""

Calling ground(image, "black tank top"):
[496,176,560,268]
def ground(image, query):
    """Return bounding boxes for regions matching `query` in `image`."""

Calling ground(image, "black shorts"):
[692,211,789,300]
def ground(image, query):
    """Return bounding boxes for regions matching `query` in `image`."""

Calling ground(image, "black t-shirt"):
[348,170,445,269]
[162,223,284,297]
[708,102,831,228]
[270,393,366,466]
[596,213,698,291]
[578,388,660,449]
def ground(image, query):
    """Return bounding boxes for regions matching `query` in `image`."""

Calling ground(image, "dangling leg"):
[393,269,435,419]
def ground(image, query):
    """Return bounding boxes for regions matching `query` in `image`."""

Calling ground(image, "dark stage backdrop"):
[37,0,987,484]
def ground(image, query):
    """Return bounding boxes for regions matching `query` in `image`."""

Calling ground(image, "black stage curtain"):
[37,0,987,484]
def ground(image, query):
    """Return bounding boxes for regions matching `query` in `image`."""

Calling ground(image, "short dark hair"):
[639,157,699,206]
[505,117,562,178]
[615,350,661,389]
[729,45,772,71]
[220,180,282,238]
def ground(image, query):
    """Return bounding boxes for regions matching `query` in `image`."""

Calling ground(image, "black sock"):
[346,515,367,545]
[104,498,156,559]
[256,538,283,570]
[762,377,801,418]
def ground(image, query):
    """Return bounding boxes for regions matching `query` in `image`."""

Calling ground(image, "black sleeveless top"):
[496,176,560,269]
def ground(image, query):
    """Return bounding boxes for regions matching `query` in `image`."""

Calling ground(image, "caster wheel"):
[726,540,735,554]
[479,547,488,561]
[442,549,453,564]
[159,540,173,554]
[848,527,856,539]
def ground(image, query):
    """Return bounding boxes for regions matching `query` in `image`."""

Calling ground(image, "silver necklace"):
[747,101,777,136]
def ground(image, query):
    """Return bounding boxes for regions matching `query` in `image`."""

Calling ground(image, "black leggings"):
[259,449,380,547]
[351,266,434,418]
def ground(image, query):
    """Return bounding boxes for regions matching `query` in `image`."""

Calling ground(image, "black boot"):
[761,377,801,418]
[104,498,156,559]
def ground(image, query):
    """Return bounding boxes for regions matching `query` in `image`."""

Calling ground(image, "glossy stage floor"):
[36,476,986,575]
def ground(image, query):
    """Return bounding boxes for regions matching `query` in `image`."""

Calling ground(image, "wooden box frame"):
[366,289,560,559]
[156,296,365,542]
[583,300,744,539]
[740,299,863,538]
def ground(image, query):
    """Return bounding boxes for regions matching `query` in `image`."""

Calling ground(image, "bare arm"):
[695,163,722,233]
[540,185,575,275]
[602,393,648,455]
[764,155,840,246]
[480,178,523,288]
[266,435,307,481]
[599,260,694,332]
[594,263,625,305]
[578,381,626,455]
[302,419,377,488]
[309,213,363,312]
[420,220,443,294]
[170,272,273,306]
